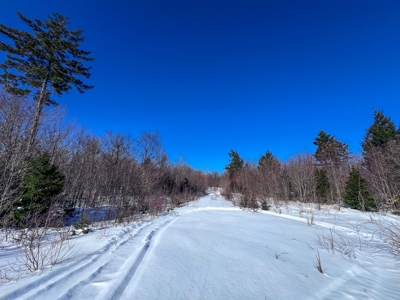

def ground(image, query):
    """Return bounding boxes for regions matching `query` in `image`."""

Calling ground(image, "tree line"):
[0,92,220,227]
[223,109,400,213]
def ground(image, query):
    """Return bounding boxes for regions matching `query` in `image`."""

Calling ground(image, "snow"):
[1,193,400,299]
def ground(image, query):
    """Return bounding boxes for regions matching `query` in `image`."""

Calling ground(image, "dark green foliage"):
[0,12,94,100]
[261,200,270,211]
[362,110,398,150]
[73,214,91,234]
[225,150,243,177]
[313,130,349,165]
[14,153,64,220]
[258,150,280,170]
[314,130,331,149]
[0,12,94,149]
[258,150,274,167]
[225,150,244,192]
[343,167,376,211]
[315,169,330,202]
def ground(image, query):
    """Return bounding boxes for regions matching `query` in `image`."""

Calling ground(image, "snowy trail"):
[1,194,399,300]
[0,198,244,300]
[121,196,400,300]
[1,214,175,300]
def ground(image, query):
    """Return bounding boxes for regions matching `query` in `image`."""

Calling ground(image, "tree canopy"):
[313,130,349,165]
[0,12,94,149]
[258,150,279,169]
[362,110,398,151]
[225,150,243,177]
[0,12,94,99]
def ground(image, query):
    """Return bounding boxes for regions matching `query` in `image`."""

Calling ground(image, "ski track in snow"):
[0,205,243,300]
[1,215,174,300]
[1,195,399,299]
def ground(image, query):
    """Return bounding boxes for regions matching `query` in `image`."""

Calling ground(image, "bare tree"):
[0,89,210,231]
[285,153,317,203]
[136,131,166,166]
[0,93,32,218]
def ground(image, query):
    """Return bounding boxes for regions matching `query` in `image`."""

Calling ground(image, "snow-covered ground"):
[1,193,400,299]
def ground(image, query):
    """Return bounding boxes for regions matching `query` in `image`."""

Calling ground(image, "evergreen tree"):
[225,150,243,191]
[258,150,279,170]
[362,110,398,151]
[343,167,376,211]
[315,169,330,203]
[313,130,349,165]
[14,153,64,220]
[261,200,269,210]
[0,12,94,150]
[225,150,243,178]
[313,130,331,150]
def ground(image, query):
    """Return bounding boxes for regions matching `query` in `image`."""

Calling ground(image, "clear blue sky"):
[1,0,400,172]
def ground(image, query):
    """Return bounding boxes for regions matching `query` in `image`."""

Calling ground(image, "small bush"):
[261,200,270,211]
[73,214,91,234]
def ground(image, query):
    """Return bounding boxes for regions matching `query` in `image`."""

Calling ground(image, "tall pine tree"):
[362,109,398,152]
[0,12,94,151]
[225,150,243,191]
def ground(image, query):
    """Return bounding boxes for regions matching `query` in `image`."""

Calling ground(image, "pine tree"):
[258,150,279,170]
[0,12,94,150]
[225,150,243,192]
[225,150,243,177]
[14,153,64,220]
[313,130,349,165]
[343,167,376,211]
[362,109,398,151]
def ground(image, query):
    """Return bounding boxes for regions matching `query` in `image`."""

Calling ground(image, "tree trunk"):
[27,80,48,153]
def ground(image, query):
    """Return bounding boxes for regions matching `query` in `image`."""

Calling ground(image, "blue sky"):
[1,0,400,172]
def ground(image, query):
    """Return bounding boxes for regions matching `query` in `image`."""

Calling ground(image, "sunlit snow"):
[1,193,399,299]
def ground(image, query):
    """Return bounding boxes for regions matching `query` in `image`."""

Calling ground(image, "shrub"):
[261,200,270,211]
[14,153,64,222]
[73,214,92,234]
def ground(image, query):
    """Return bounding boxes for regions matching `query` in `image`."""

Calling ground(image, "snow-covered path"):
[1,194,400,299]
[1,212,176,300]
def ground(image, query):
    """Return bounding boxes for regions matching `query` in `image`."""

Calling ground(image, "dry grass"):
[313,251,325,274]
